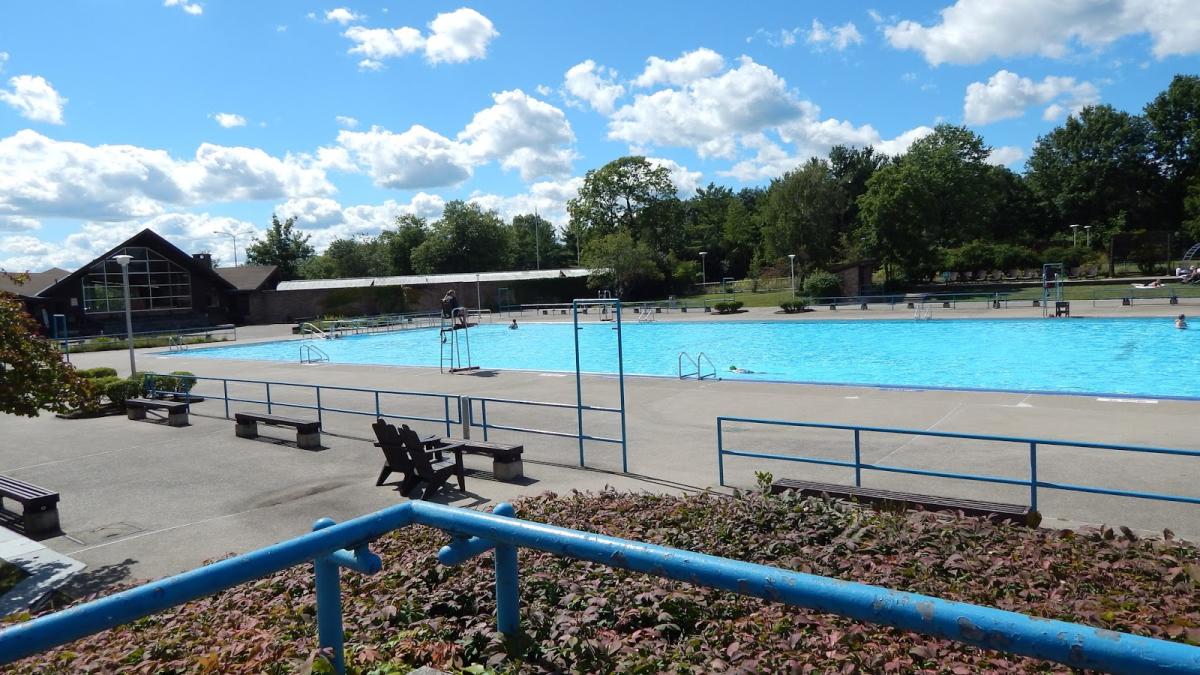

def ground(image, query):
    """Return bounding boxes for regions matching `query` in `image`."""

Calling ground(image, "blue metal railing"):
[716,416,1200,513]
[153,374,462,437]
[467,396,625,461]
[2,501,1198,673]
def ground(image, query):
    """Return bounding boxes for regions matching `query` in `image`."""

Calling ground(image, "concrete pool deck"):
[2,305,1198,594]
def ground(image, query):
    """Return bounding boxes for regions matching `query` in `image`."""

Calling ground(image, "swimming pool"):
[178,318,1200,398]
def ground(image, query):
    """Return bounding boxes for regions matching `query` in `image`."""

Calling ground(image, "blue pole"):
[853,429,862,487]
[614,299,628,473]
[717,419,725,486]
[311,518,346,674]
[492,503,520,636]
[572,300,585,466]
[315,387,323,428]
[482,400,490,442]
[1029,442,1038,513]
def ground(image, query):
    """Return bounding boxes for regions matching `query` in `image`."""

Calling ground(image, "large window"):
[82,247,192,314]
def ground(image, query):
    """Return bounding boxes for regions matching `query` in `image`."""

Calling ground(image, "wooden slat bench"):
[0,475,60,536]
[125,398,189,427]
[770,478,1039,526]
[235,412,322,449]
[433,438,524,480]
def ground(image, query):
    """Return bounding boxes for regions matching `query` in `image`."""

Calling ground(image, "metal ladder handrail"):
[300,322,331,340]
[167,335,188,352]
[695,352,717,380]
[1184,242,1200,263]
[677,351,698,379]
[913,303,933,320]
[638,307,655,322]
[300,343,329,364]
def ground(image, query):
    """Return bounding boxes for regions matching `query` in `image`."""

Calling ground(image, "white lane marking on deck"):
[1003,393,1034,408]
[843,396,860,399]
[70,507,270,554]
[874,403,962,463]
[1096,397,1158,404]
[538,373,568,377]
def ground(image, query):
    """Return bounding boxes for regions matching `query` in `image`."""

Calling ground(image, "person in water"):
[728,365,755,374]
[1176,314,1188,329]
[509,319,518,330]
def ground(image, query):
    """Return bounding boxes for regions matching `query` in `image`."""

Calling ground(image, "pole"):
[113,255,136,375]
[699,252,707,289]
[788,254,796,299]
[476,274,482,316]
[533,210,540,270]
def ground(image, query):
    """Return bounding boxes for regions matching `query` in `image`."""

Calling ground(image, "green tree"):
[1,274,91,416]
[410,201,510,274]
[857,159,941,283]
[828,144,887,232]
[566,156,678,250]
[760,158,845,274]
[321,237,378,278]
[246,215,315,280]
[580,231,664,299]
[377,215,429,276]
[1145,75,1200,230]
[508,214,565,269]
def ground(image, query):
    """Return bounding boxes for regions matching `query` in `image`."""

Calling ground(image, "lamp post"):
[533,210,541,270]
[112,254,136,375]
[788,254,796,299]
[213,227,255,266]
[699,251,708,289]
[476,273,482,316]
[1070,223,1080,247]
[1084,225,1092,247]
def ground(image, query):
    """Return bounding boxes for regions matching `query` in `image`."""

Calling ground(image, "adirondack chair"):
[400,424,466,500]
[371,419,420,496]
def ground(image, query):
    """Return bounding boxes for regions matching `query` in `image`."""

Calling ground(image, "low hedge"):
[779,299,807,313]
[713,300,743,314]
[77,367,117,379]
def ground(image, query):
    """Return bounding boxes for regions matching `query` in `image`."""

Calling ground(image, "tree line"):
[247,74,1199,298]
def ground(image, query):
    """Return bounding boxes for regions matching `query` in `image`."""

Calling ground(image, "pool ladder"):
[678,352,717,380]
[913,303,933,320]
[300,343,329,364]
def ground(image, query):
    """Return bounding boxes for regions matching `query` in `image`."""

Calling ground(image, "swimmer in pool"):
[1176,314,1188,329]
[728,365,755,374]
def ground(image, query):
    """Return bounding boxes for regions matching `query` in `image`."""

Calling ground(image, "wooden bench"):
[235,412,321,449]
[433,438,524,480]
[770,478,1038,526]
[125,398,189,427]
[0,475,60,536]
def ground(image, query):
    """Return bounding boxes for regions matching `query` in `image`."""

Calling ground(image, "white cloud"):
[748,27,804,48]
[561,60,625,114]
[467,176,584,228]
[458,89,576,180]
[645,157,702,197]
[886,0,1200,65]
[808,19,864,51]
[0,75,66,124]
[0,130,334,223]
[336,125,473,189]
[0,215,40,232]
[274,193,447,249]
[0,52,8,72]
[211,112,247,128]
[963,70,1099,125]
[325,7,362,25]
[335,115,359,129]
[535,84,552,97]
[343,7,498,67]
[987,146,1025,167]
[632,48,725,88]
[163,0,202,16]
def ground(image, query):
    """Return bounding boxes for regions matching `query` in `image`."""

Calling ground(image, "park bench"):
[0,475,60,536]
[125,398,189,427]
[235,412,321,449]
[431,438,524,480]
[770,478,1038,526]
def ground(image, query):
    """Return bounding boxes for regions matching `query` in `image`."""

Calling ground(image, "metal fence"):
[467,395,626,467]
[2,501,1197,673]
[716,416,1200,513]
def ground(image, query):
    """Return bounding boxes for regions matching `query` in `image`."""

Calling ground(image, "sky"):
[0,0,1197,271]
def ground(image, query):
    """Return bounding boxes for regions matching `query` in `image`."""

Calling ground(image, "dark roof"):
[36,228,238,298]
[214,265,280,291]
[0,268,71,297]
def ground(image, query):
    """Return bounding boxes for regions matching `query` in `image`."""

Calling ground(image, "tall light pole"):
[113,254,136,375]
[699,251,708,290]
[1070,223,1080,247]
[533,209,541,270]
[476,273,482,316]
[1084,225,1092,247]
[788,254,796,299]
[213,226,255,266]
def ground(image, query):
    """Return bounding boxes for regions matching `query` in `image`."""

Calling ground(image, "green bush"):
[779,299,807,313]
[78,367,118,379]
[103,377,143,408]
[802,270,842,299]
[151,371,196,393]
[713,300,743,314]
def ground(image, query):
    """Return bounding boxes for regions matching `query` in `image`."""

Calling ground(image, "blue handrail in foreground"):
[716,416,1200,513]
[1,501,1197,673]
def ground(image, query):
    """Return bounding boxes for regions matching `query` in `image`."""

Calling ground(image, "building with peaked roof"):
[10,229,247,336]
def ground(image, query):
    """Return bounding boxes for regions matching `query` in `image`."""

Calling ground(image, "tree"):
[246,215,315,280]
[1,274,91,416]
[410,201,510,274]
[377,215,429,276]
[508,214,565,270]
[1145,75,1200,229]
[828,144,887,232]
[567,156,678,251]
[760,158,845,274]
[580,231,664,299]
[857,159,942,283]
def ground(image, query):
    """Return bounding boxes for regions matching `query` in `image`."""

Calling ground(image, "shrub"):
[103,377,143,409]
[78,367,118,379]
[151,371,197,394]
[802,270,842,299]
[713,300,743,314]
[779,299,807,313]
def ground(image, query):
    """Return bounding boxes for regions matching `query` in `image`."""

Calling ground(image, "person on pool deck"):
[509,319,518,330]
[1177,314,1188,329]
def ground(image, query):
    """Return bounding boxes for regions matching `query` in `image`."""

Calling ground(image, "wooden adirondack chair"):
[372,419,420,496]
[400,424,466,500]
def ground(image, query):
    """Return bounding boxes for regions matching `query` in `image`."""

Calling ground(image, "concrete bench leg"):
[24,506,60,536]
[167,410,189,427]
[296,431,321,449]
[493,458,524,481]
[127,407,147,421]
[236,420,259,439]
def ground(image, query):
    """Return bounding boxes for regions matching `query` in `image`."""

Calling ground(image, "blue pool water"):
[180,318,1200,398]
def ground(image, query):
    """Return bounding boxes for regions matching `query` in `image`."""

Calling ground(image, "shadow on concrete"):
[0,511,62,542]
[61,557,138,597]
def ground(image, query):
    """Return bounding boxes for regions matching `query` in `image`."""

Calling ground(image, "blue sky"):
[0,0,1197,270]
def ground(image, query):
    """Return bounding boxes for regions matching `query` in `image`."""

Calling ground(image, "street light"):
[699,251,708,289]
[476,273,482,317]
[213,226,255,266]
[788,254,796,299]
[1069,223,1080,247]
[533,209,541,270]
[1084,225,1092,247]
[112,254,136,376]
